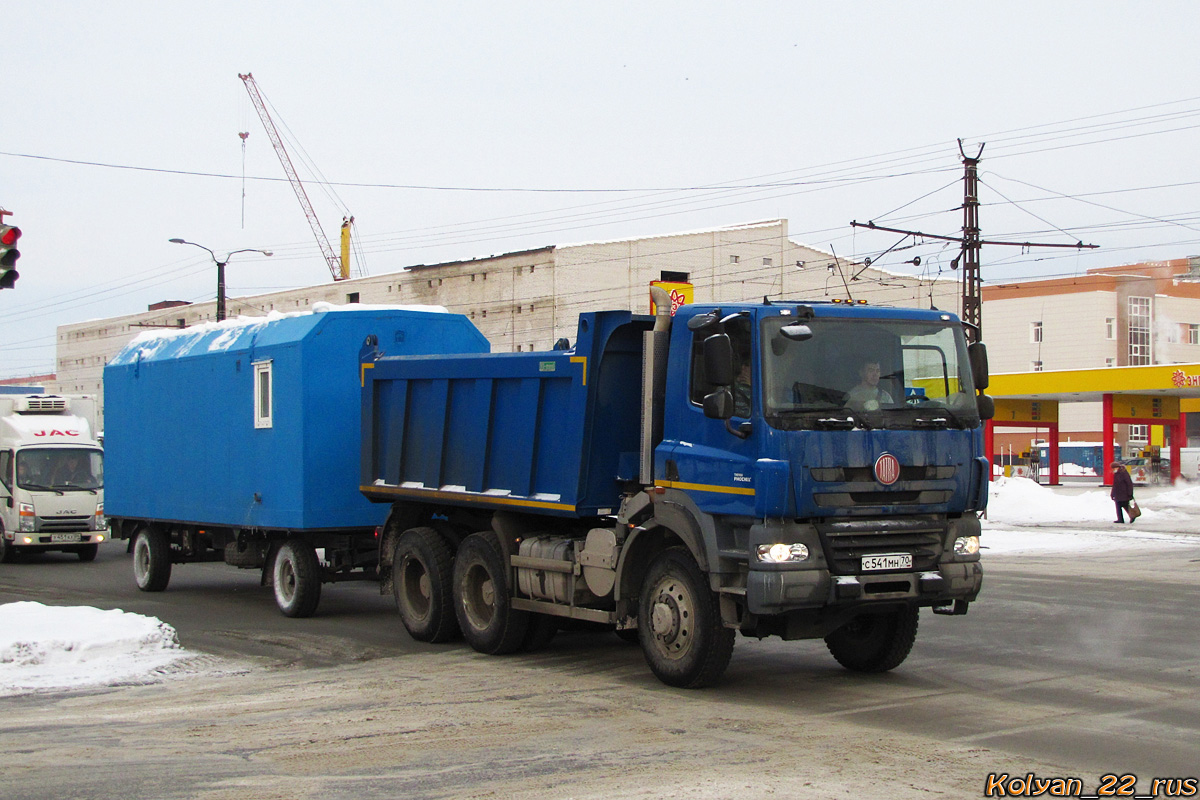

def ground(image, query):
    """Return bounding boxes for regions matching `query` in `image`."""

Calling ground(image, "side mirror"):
[968,341,989,390]
[703,333,734,387]
[976,393,995,421]
[703,388,734,420]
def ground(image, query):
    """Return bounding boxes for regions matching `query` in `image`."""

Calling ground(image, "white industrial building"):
[49,219,959,426]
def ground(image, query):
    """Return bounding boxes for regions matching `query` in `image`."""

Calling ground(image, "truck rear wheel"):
[393,527,460,643]
[639,547,734,689]
[453,531,529,655]
[133,527,171,592]
[824,605,919,673]
[274,539,322,618]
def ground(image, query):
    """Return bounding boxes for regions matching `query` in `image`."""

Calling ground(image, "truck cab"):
[0,395,107,562]
[655,301,988,640]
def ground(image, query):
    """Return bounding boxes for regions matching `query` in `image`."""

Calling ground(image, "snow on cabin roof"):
[108,302,448,366]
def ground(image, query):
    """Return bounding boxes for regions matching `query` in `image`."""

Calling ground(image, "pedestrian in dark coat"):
[1110,462,1135,523]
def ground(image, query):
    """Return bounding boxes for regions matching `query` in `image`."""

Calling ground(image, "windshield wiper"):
[21,483,64,495]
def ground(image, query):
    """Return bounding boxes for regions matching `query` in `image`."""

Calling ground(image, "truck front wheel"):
[453,531,529,655]
[274,539,322,618]
[393,527,460,642]
[638,547,734,689]
[0,531,14,563]
[133,527,171,592]
[824,605,919,673]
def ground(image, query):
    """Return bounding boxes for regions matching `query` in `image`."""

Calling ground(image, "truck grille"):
[816,517,944,575]
[39,516,92,533]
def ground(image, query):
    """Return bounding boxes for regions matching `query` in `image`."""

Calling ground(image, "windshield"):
[16,448,104,491]
[761,315,980,431]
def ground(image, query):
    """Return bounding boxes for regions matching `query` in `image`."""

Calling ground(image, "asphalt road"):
[1,536,1198,798]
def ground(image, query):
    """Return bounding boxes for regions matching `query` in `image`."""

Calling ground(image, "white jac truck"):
[0,394,107,562]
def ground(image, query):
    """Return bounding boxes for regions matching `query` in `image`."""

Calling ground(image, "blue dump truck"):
[104,306,488,617]
[363,288,993,687]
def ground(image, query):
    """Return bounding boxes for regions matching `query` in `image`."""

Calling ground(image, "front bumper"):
[747,560,982,615]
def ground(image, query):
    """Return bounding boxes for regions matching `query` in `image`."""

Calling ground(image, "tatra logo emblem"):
[874,453,900,485]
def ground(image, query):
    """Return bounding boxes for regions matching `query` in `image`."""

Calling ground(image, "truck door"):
[658,316,758,516]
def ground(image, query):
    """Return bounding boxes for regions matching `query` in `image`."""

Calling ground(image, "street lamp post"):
[168,238,273,322]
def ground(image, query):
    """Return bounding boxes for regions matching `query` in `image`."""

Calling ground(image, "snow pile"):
[983,477,1199,555]
[0,602,192,696]
[986,476,1125,524]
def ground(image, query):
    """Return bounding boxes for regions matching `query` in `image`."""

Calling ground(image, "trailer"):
[364,289,992,687]
[104,304,488,616]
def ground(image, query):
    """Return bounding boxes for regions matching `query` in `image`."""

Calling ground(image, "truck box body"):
[361,311,650,517]
[106,306,489,532]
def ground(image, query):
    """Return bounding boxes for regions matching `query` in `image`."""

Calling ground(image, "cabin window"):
[254,361,273,429]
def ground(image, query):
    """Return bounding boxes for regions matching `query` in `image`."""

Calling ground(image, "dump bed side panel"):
[363,312,650,518]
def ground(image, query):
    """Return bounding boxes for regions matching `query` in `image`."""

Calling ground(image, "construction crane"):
[239,72,350,281]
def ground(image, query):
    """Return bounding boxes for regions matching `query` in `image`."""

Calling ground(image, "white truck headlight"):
[94,502,105,530]
[954,535,980,556]
[756,543,810,563]
[18,502,35,532]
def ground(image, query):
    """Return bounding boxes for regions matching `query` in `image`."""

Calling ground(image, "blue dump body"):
[361,311,652,517]
[105,308,489,531]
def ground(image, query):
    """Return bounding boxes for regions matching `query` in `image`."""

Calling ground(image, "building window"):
[1189,323,1199,345]
[1105,357,1116,367]
[253,361,273,429]
[730,255,740,264]
[1030,321,1043,343]
[763,257,773,266]
[1106,318,1116,340]
[1128,424,1149,445]
[347,292,360,304]
[1032,360,1043,372]
[1128,297,1151,365]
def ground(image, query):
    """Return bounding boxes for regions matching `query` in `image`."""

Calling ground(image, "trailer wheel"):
[393,526,460,643]
[76,543,99,562]
[274,539,322,618]
[133,527,171,592]
[638,547,734,689]
[453,531,529,655]
[824,605,919,673]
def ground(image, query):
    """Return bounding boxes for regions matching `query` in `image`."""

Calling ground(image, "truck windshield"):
[17,449,104,491]
[761,316,980,431]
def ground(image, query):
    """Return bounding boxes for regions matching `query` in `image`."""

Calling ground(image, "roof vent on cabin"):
[14,395,68,414]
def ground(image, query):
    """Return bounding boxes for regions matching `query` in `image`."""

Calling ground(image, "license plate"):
[50,534,81,544]
[861,553,912,571]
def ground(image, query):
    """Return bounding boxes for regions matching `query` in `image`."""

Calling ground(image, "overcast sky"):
[3,1,1199,379]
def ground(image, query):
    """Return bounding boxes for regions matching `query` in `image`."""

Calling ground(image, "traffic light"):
[0,224,20,289]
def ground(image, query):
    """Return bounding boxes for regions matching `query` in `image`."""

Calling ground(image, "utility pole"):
[959,140,983,338]
[852,140,1098,343]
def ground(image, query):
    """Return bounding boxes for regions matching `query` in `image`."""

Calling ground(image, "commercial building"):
[982,256,1200,468]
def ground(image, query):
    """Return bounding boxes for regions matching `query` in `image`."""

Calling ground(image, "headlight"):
[94,502,105,529]
[756,542,810,563]
[18,502,35,532]
[954,535,980,556]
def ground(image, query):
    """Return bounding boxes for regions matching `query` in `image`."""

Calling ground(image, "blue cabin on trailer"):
[104,306,489,532]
